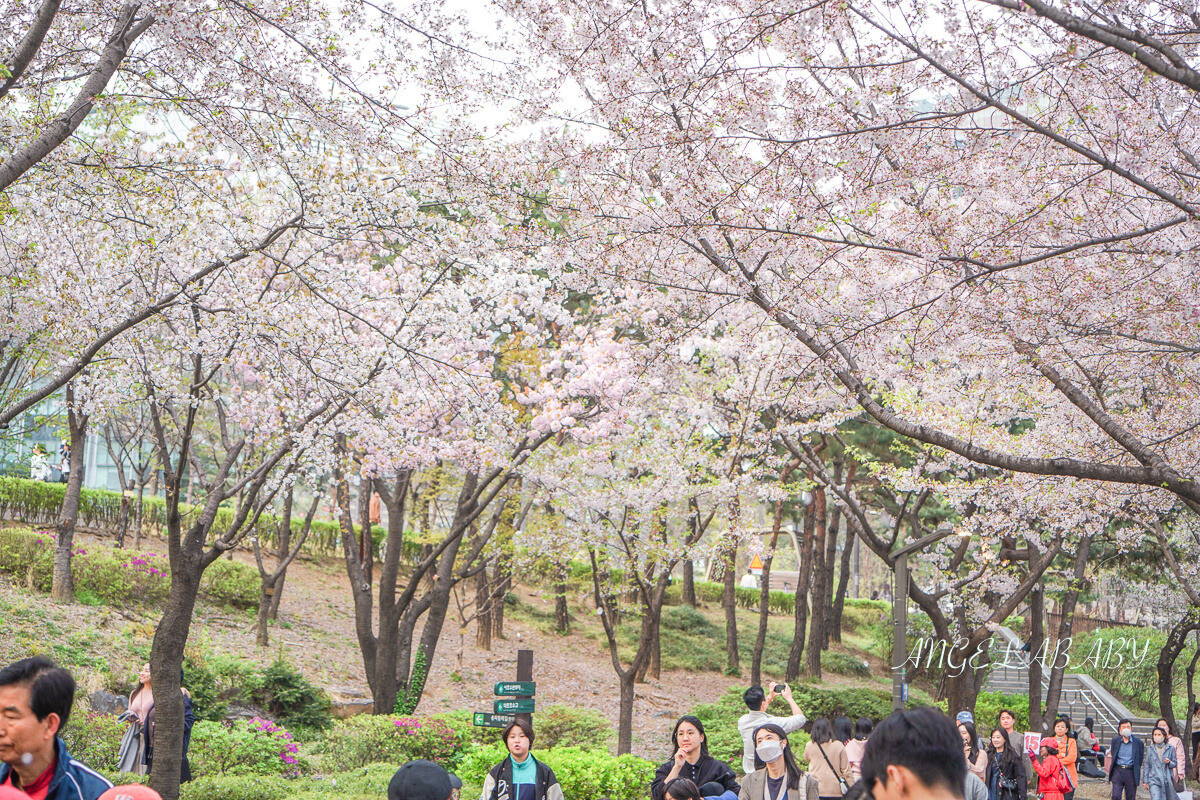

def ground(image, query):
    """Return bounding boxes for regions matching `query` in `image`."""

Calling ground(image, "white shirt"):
[737,708,807,775]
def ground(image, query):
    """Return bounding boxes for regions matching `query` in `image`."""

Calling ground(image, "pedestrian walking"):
[987,728,1024,800]
[1154,720,1186,787]
[1108,719,1145,800]
[1030,738,1069,800]
[1053,718,1078,800]
[961,721,987,782]
[1145,728,1179,800]
[998,709,1031,795]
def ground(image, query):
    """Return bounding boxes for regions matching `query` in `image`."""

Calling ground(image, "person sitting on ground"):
[845,719,873,784]
[739,723,818,800]
[1154,719,1185,786]
[738,683,806,776]
[0,656,113,800]
[394,759,456,800]
[860,706,966,800]
[480,719,564,800]
[1030,738,1065,800]
[1108,719,1145,800]
[652,716,740,800]
[986,727,1024,800]
[805,718,854,800]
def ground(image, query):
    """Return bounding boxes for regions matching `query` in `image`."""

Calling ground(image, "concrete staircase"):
[985,627,1159,739]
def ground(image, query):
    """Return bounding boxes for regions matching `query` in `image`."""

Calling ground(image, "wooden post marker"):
[473,648,536,729]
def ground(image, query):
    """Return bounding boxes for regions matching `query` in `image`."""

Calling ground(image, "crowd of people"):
[0,656,1196,800]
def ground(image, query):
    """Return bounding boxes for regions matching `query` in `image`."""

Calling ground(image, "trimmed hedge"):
[0,527,257,609]
[459,744,654,800]
[0,476,409,558]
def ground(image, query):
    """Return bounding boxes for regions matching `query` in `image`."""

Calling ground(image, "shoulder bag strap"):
[816,744,848,794]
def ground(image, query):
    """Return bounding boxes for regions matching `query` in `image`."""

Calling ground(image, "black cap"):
[448,774,463,790]
[389,760,452,800]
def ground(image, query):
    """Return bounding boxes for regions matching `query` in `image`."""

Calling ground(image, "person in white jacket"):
[737,683,806,775]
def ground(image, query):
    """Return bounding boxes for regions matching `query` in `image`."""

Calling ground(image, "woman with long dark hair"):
[986,727,1024,800]
[960,721,986,781]
[833,718,853,747]
[804,718,853,800]
[651,716,740,800]
[738,723,818,800]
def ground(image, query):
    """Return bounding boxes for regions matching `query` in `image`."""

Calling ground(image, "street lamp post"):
[891,524,969,711]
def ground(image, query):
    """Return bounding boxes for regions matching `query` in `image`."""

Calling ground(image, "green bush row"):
[0,476,411,559]
[458,744,654,800]
[0,527,258,609]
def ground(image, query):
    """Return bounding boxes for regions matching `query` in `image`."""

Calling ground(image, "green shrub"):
[189,718,305,777]
[199,559,259,609]
[662,606,721,636]
[458,744,655,800]
[183,652,227,723]
[179,775,293,800]
[532,705,614,749]
[840,603,888,635]
[974,692,1028,732]
[61,709,128,772]
[824,652,871,677]
[251,659,333,737]
[318,714,463,772]
[435,710,502,748]
[71,547,171,606]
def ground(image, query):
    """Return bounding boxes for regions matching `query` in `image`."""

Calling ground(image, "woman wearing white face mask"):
[739,724,818,800]
[1145,727,1179,800]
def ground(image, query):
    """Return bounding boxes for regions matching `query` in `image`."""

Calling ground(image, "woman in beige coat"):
[741,723,818,800]
[803,719,853,800]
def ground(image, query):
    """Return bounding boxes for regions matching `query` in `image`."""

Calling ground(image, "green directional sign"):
[474,712,515,728]
[494,681,536,697]
[494,698,535,714]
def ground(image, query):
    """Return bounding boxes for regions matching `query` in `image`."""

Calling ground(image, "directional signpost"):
[473,713,515,728]
[494,698,535,714]
[474,649,535,728]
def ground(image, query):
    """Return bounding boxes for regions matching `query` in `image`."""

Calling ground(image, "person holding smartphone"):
[737,682,807,776]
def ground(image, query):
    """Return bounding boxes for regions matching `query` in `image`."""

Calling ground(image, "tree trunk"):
[722,540,740,675]
[752,544,773,687]
[475,559,493,650]
[492,555,510,639]
[786,503,814,682]
[147,572,200,800]
[1159,610,1200,730]
[116,494,130,548]
[943,634,988,714]
[806,487,828,677]
[1185,638,1200,779]
[617,672,636,754]
[51,396,87,604]
[1028,577,1046,734]
[134,481,146,550]
[682,558,696,606]
[830,461,855,642]
[819,484,838,650]
[554,560,570,633]
[1044,534,1092,719]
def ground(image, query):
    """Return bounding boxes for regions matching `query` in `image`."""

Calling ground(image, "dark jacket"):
[652,753,740,800]
[481,756,564,800]
[0,737,113,800]
[987,749,1025,800]
[144,691,195,782]
[1107,735,1145,785]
